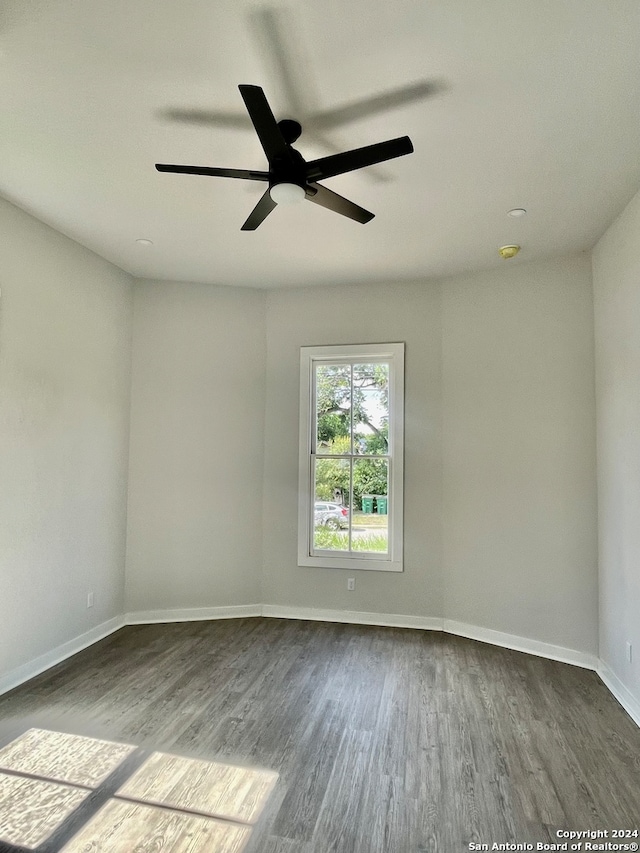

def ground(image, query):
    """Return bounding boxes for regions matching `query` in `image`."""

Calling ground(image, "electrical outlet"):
[626,642,633,664]
[347,578,355,591]
[87,592,94,608]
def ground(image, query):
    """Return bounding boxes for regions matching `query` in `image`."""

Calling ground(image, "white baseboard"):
[0,616,125,697]
[4,605,638,731]
[443,619,599,671]
[259,607,599,672]
[597,660,640,728]
[125,604,262,625]
[0,607,261,697]
[261,604,443,631]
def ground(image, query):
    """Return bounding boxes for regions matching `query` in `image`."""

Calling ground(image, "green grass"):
[352,512,388,528]
[313,528,388,553]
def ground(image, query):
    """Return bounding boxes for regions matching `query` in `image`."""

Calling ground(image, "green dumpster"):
[362,495,374,513]
[376,496,388,515]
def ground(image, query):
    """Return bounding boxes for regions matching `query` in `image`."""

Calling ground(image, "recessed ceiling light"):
[507,208,527,218]
[135,238,154,246]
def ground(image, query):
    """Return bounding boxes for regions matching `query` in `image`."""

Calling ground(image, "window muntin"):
[298,344,404,572]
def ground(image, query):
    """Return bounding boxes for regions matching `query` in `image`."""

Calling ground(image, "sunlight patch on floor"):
[0,772,89,849]
[117,751,279,823]
[59,799,251,853]
[0,728,136,787]
[0,728,278,851]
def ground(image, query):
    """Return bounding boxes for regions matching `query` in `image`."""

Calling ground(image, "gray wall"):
[0,197,133,678]
[124,280,266,612]
[0,195,604,688]
[260,259,598,655]
[262,280,443,618]
[592,188,640,708]
[441,254,599,652]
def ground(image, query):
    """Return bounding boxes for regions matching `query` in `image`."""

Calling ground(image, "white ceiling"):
[2,0,640,288]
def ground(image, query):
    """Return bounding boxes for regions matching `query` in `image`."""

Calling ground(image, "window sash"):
[311,356,391,459]
[309,455,392,558]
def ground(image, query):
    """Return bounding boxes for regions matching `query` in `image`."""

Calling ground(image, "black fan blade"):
[247,9,388,182]
[305,182,374,224]
[303,129,393,183]
[310,80,445,130]
[238,85,292,163]
[306,136,413,182]
[155,164,269,182]
[241,187,278,230]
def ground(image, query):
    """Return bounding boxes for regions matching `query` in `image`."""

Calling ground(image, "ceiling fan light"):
[269,183,306,205]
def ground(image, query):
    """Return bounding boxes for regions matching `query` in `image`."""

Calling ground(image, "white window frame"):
[297,342,404,572]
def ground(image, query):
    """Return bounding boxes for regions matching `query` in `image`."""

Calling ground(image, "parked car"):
[314,502,349,529]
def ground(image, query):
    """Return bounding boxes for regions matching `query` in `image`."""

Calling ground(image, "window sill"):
[298,554,403,572]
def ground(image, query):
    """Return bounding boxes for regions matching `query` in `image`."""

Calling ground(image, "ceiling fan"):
[160,7,443,183]
[156,85,414,230]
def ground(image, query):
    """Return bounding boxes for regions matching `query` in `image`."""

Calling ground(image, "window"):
[298,343,404,572]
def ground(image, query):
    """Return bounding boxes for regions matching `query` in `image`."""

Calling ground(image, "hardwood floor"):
[0,618,639,852]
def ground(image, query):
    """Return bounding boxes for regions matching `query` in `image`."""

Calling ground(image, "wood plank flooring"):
[0,774,89,849]
[59,799,251,853]
[0,618,639,852]
[0,728,136,787]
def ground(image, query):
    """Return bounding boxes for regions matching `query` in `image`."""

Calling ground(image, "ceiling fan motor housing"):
[269,145,307,192]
